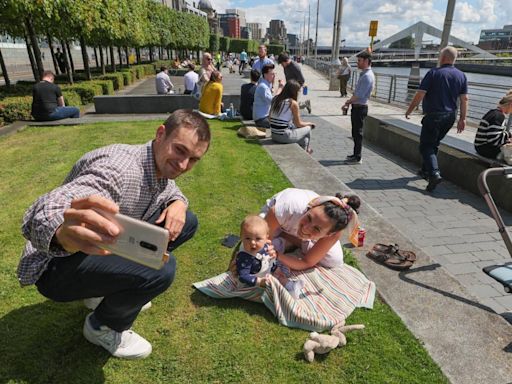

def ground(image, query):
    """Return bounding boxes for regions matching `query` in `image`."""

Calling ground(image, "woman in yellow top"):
[199,70,223,116]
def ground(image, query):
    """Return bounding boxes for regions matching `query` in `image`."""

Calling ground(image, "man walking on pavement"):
[277,52,311,114]
[239,49,248,75]
[342,51,375,165]
[252,45,274,74]
[405,46,468,192]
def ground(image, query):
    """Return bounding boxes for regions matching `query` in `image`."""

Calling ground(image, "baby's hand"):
[257,276,268,288]
[266,241,277,259]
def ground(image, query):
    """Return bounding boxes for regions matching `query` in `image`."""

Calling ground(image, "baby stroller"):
[479,167,512,292]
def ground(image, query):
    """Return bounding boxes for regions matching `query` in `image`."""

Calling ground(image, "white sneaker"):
[83,313,152,359]
[84,297,152,312]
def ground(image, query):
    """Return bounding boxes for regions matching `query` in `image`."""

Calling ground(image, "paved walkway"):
[284,64,512,316]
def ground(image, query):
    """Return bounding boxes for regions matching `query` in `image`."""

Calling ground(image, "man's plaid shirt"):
[18,140,188,286]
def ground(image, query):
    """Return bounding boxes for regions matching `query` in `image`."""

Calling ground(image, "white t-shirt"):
[155,71,173,94]
[184,70,199,92]
[260,188,344,268]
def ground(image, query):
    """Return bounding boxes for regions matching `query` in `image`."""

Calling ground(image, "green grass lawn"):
[0,120,448,384]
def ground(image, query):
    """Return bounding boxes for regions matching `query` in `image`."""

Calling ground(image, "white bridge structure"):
[350,21,497,61]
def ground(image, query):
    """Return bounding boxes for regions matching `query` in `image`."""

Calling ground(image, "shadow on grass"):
[189,289,277,324]
[0,301,109,383]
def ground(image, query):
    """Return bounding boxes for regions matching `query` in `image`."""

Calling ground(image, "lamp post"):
[307,3,311,58]
[440,0,456,50]
[314,0,320,69]
[329,0,343,91]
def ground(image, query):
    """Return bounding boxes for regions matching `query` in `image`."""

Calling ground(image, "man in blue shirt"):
[252,45,274,74]
[239,49,248,75]
[342,51,375,164]
[252,64,283,128]
[405,46,468,191]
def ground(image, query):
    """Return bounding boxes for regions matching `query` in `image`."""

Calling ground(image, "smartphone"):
[95,209,170,270]
[221,234,240,248]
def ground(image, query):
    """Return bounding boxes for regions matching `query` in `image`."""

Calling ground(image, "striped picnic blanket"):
[193,264,375,332]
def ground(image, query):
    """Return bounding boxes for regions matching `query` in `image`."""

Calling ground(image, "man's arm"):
[405,91,426,119]
[457,94,468,133]
[57,96,65,107]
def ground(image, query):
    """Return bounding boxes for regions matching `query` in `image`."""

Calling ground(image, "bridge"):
[349,21,499,62]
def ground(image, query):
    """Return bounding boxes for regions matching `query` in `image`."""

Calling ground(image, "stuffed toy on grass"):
[303,322,365,362]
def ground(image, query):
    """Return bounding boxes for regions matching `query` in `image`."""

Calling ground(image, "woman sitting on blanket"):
[260,188,360,270]
[199,70,224,116]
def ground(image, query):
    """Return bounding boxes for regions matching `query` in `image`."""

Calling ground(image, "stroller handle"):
[477,167,512,258]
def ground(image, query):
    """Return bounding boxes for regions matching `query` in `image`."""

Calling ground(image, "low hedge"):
[0,96,33,122]
[98,73,124,90]
[62,90,82,107]
[119,70,133,86]
[62,83,103,105]
[89,79,114,95]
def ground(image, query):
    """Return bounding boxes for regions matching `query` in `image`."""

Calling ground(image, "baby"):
[235,215,304,299]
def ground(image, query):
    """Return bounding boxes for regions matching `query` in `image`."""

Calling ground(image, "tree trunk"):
[80,36,91,80]
[167,47,171,60]
[136,48,141,64]
[109,46,116,72]
[125,47,130,67]
[66,42,75,73]
[25,18,44,79]
[117,46,123,67]
[99,45,106,75]
[61,40,73,84]
[0,48,10,86]
[24,33,39,82]
[93,47,99,68]
[47,33,59,75]
[149,46,154,62]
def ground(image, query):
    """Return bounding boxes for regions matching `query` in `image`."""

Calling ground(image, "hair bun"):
[335,192,361,213]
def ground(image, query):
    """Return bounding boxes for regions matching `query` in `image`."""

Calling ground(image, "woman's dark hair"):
[321,193,361,232]
[270,80,301,115]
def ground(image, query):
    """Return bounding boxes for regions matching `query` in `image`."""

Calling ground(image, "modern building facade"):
[268,19,287,44]
[247,22,264,41]
[478,25,512,50]
[198,0,221,35]
[219,13,240,38]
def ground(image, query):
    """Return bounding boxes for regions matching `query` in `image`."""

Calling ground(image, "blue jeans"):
[419,112,456,176]
[47,106,80,120]
[36,208,198,331]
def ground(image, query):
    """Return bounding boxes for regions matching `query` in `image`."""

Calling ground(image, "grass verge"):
[0,120,448,383]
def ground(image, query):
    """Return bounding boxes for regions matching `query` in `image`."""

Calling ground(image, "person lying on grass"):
[260,188,360,271]
[230,215,304,299]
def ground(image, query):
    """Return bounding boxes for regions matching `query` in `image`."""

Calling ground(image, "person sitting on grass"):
[474,92,512,160]
[269,80,316,154]
[17,110,211,360]
[31,70,80,121]
[239,69,260,120]
[199,70,223,116]
[260,188,360,271]
[232,215,305,299]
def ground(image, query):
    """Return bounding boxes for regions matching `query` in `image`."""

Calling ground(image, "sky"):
[209,0,512,47]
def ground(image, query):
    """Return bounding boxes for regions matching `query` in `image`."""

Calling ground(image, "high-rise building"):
[240,27,252,40]
[478,25,512,50]
[268,19,287,44]
[247,23,263,41]
[226,9,246,28]
[183,0,207,17]
[219,13,240,38]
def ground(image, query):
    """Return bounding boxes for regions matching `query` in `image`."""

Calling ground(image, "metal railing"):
[307,59,512,123]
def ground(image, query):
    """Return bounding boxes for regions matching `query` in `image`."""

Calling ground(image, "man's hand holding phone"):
[55,195,120,255]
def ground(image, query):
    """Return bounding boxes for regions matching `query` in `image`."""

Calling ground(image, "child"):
[235,215,304,299]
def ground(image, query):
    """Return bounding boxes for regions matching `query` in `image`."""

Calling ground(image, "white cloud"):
[210,0,506,47]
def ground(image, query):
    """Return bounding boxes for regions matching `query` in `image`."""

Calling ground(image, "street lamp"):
[314,0,320,68]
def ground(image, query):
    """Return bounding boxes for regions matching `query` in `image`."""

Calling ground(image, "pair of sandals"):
[366,243,416,271]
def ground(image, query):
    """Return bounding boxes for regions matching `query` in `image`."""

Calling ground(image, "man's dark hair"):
[250,69,260,82]
[163,109,211,146]
[277,52,289,64]
[356,51,372,64]
[160,66,168,72]
[187,63,195,71]
[42,70,55,79]
[261,63,275,75]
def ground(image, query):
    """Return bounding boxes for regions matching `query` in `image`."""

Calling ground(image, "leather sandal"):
[366,243,416,271]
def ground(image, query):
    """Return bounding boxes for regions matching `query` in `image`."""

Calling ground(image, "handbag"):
[192,82,201,100]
